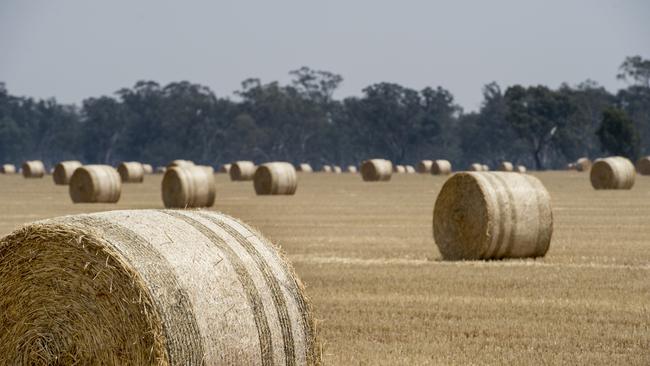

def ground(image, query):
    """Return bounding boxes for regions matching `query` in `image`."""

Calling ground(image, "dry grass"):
[0,172,649,365]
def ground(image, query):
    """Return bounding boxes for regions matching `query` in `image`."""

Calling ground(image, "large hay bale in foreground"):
[162,166,216,208]
[167,159,195,168]
[230,161,256,181]
[0,209,318,365]
[142,164,153,174]
[416,160,433,173]
[22,160,45,178]
[117,161,145,183]
[498,161,513,172]
[69,165,121,203]
[219,164,232,173]
[360,159,392,182]
[1,164,16,174]
[297,163,313,173]
[575,157,591,172]
[636,156,650,175]
[433,172,553,260]
[53,160,82,185]
[590,156,635,190]
[394,165,406,173]
[431,160,452,175]
[347,165,358,173]
[254,162,298,195]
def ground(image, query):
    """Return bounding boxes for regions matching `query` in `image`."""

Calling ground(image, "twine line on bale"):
[230,161,256,181]
[636,156,650,175]
[590,156,635,190]
[53,160,82,185]
[1,164,16,174]
[0,209,319,365]
[118,162,145,183]
[22,160,45,178]
[162,166,216,208]
[416,160,433,173]
[431,160,452,175]
[254,162,298,195]
[433,172,553,260]
[69,165,121,203]
[360,159,392,182]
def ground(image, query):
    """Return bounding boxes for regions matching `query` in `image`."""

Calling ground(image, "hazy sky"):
[1,0,648,111]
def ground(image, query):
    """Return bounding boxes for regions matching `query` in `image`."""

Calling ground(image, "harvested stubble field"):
[0,172,649,365]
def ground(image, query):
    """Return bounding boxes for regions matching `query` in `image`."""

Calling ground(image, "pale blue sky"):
[1,0,648,111]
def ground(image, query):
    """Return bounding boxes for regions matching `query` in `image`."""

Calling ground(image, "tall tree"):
[597,108,640,160]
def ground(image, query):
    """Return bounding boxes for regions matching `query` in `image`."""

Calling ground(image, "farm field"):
[0,171,649,365]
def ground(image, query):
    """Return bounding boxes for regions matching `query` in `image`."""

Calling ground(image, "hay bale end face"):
[1,164,16,174]
[254,162,298,195]
[230,161,256,181]
[0,209,319,365]
[416,160,433,173]
[636,156,650,175]
[22,160,45,178]
[118,162,145,183]
[433,172,553,260]
[590,156,635,190]
[431,160,452,175]
[69,165,121,203]
[297,163,313,173]
[346,165,358,173]
[53,160,82,185]
[360,159,392,182]
[162,166,216,208]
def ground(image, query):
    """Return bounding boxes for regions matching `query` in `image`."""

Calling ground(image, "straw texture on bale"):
[162,166,216,208]
[394,165,406,173]
[360,159,392,182]
[433,172,553,260]
[499,162,514,172]
[254,162,298,195]
[590,156,635,190]
[636,156,650,175]
[416,160,433,173]
[516,165,527,173]
[142,164,154,174]
[347,165,358,173]
[431,160,452,175]
[0,209,319,365]
[321,165,332,173]
[53,160,82,185]
[22,160,45,178]
[167,159,195,168]
[576,157,591,172]
[297,163,313,173]
[332,166,342,174]
[230,161,256,181]
[69,165,121,203]
[219,164,232,173]
[405,165,415,173]
[469,163,483,172]
[1,164,16,174]
[118,162,145,183]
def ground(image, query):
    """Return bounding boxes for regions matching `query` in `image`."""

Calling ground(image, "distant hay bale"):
[566,163,576,170]
[0,209,318,365]
[53,160,82,185]
[297,163,313,173]
[416,160,433,173]
[22,160,45,178]
[219,164,232,173]
[1,164,16,174]
[117,162,145,183]
[468,163,484,171]
[516,165,527,173]
[498,161,513,172]
[254,162,298,195]
[433,172,553,260]
[431,160,452,175]
[142,164,153,174]
[69,165,121,203]
[590,156,635,190]
[332,166,342,174]
[229,161,256,181]
[394,165,406,173]
[635,156,650,175]
[167,159,195,168]
[405,165,415,173]
[321,165,332,173]
[156,166,167,174]
[482,164,490,171]
[347,165,358,173]
[162,165,216,208]
[575,157,591,172]
[360,159,392,182]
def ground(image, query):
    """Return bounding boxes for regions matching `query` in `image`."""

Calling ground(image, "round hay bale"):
[405,165,415,173]
[69,165,121,203]
[566,163,576,170]
[360,159,392,182]
[0,209,319,365]
[230,161,256,181]
[416,160,433,173]
[53,160,82,185]
[635,156,650,175]
[431,160,452,175]
[394,165,406,174]
[167,159,195,168]
[498,161,513,172]
[1,164,16,174]
[346,165,358,173]
[482,164,490,171]
[162,165,216,208]
[516,165,527,173]
[142,164,154,174]
[297,163,313,173]
[332,166,342,174]
[156,166,167,174]
[254,162,298,195]
[590,156,635,190]
[22,160,45,178]
[468,163,482,171]
[117,162,145,183]
[433,172,553,260]
[575,157,591,172]
[219,164,232,173]
[321,165,332,173]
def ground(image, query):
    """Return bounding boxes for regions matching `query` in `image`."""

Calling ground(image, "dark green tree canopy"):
[597,108,640,160]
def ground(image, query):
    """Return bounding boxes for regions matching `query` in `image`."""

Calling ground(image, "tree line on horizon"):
[0,56,648,170]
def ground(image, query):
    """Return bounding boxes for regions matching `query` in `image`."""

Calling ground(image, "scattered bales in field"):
[416,160,433,173]
[142,164,153,174]
[516,165,527,173]
[69,165,121,203]
[254,162,298,195]
[0,209,318,365]
[229,161,256,181]
[431,160,452,175]
[332,166,342,174]
[590,156,635,190]
[219,164,232,173]
[162,165,216,208]
[433,172,553,260]
[347,165,358,173]
[1,164,16,174]
[405,165,415,173]
[576,157,591,172]
[117,162,145,183]
[360,159,392,182]
[636,156,650,175]
[22,160,45,178]
[167,159,195,168]
[297,163,313,173]
[321,165,332,173]
[394,165,406,173]
[53,160,82,185]
[498,161,513,172]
